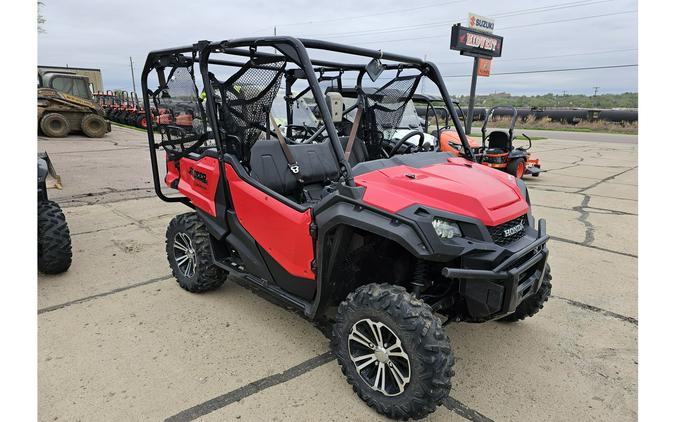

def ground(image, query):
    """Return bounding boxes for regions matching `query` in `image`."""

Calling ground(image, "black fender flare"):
[309,201,433,318]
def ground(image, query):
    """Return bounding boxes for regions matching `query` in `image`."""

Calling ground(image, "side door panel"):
[225,164,315,280]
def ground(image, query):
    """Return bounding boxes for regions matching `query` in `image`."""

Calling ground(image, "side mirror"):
[366,58,384,82]
[325,92,344,123]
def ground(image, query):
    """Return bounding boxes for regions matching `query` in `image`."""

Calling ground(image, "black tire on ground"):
[38,200,72,274]
[166,212,227,292]
[40,113,70,138]
[506,157,526,178]
[81,114,108,138]
[333,283,454,420]
[499,264,552,322]
[532,166,541,177]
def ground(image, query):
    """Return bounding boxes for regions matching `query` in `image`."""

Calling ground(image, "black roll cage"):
[141,36,474,205]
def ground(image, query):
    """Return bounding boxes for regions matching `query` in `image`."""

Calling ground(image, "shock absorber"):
[411,259,429,297]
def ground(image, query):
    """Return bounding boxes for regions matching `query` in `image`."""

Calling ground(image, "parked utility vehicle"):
[142,38,551,420]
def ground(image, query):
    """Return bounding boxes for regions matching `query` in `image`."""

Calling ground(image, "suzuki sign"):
[468,12,495,33]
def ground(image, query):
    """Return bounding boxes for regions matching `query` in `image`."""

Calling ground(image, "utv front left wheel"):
[334,283,454,420]
[166,213,227,292]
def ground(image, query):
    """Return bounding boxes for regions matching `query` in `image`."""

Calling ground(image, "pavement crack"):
[443,396,496,422]
[38,274,173,315]
[552,295,637,326]
[573,194,595,245]
[577,166,637,194]
[164,352,336,422]
[549,236,637,258]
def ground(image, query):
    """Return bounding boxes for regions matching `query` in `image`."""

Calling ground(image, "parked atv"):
[38,153,72,274]
[142,38,551,420]
[477,106,541,178]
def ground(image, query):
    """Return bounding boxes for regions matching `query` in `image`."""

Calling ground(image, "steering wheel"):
[390,130,425,155]
[285,124,316,142]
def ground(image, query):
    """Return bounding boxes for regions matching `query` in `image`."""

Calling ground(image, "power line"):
[442,64,637,78]
[340,63,637,81]
[251,0,468,33]
[293,0,613,40]
[352,10,636,45]
[432,48,638,65]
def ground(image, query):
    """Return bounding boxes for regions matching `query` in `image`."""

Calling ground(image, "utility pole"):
[592,86,599,107]
[274,26,277,36]
[129,56,138,101]
[465,57,480,135]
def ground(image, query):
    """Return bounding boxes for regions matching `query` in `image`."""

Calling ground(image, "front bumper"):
[441,219,549,321]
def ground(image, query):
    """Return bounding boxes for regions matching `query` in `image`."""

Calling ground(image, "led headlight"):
[432,218,462,239]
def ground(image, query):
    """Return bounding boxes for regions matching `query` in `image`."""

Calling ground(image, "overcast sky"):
[37,0,637,96]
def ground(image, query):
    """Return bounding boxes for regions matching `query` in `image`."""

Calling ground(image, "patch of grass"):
[110,122,145,132]
[467,132,546,141]
[482,116,638,135]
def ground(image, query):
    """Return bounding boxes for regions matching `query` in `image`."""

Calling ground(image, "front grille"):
[487,215,528,246]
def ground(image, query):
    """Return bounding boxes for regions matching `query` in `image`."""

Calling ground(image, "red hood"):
[354,157,528,226]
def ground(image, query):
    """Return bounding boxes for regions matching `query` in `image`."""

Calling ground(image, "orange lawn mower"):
[476,106,541,178]
[413,95,482,156]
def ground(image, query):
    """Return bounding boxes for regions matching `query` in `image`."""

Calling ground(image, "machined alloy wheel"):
[348,318,411,396]
[333,283,454,420]
[173,231,196,278]
[166,212,227,293]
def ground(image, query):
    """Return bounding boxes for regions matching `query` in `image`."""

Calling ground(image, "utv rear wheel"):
[40,113,70,138]
[81,114,108,138]
[38,200,72,274]
[499,264,552,322]
[507,158,526,178]
[334,283,454,420]
[166,213,227,292]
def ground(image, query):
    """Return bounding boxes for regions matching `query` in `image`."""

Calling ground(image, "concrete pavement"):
[38,127,638,421]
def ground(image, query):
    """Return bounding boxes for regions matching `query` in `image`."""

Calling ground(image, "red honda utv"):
[142,38,551,420]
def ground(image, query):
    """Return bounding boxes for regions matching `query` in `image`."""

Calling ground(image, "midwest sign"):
[468,13,495,33]
[450,24,503,58]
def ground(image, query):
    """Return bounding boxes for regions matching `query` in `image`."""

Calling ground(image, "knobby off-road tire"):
[333,283,454,420]
[81,114,108,138]
[40,113,70,138]
[166,213,227,292]
[38,200,72,274]
[499,264,552,322]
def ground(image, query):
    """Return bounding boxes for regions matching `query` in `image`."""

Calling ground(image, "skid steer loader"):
[38,70,111,138]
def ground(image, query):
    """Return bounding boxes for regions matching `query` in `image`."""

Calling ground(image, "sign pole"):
[466,56,480,135]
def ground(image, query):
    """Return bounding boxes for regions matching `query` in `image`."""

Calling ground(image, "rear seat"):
[338,136,368,167]
[249,139,339,201]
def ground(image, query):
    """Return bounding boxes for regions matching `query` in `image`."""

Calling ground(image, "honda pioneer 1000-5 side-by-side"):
[142,38,552,420]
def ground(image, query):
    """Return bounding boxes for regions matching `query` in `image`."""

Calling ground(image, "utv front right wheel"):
[166,213,227,292]
[334,283,454,420]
